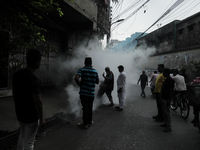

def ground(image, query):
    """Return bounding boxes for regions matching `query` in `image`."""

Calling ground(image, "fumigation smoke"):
[50,36,156,118]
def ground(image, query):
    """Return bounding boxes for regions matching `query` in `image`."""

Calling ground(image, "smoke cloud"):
[50,36,156,118]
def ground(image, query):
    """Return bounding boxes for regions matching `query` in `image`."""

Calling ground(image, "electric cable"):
[111,0,150,32]
[112,0,143,21]
[135,0,186,40]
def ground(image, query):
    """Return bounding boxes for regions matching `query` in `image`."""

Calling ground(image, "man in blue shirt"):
[74,57,99,129]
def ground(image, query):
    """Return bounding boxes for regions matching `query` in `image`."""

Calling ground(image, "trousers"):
[17,120,39,150]
[155,92,163,118]
[118,90,126,108]
[80,95,94,125]
[141,84,146,96]
[161,99,171,127]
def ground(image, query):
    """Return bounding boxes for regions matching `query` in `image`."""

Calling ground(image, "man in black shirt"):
[13,49,45,149]
[137,70,148,98]
[160,68,174,132]
[97,67,114,106]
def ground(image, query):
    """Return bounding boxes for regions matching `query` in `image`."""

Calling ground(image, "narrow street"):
[34,84,200,150]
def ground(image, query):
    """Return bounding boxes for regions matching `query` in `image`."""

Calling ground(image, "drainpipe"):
[174,21,177,50]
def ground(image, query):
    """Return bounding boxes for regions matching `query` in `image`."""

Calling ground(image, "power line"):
[112,0,150,32]
[136,0,186,39]
[112,0,143,21]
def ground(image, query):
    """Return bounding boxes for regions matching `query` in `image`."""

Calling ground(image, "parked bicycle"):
[170,91,190,119]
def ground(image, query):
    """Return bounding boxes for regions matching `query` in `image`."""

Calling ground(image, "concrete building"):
[136,12,200,81]
[0,0,111,91]
[111,32,147,53]
[110,39,121,48]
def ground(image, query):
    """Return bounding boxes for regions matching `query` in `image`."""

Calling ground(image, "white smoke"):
[51,36,156,118]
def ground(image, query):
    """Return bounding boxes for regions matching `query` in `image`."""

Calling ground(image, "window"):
[178,28,184,34]
[187,24,194,31]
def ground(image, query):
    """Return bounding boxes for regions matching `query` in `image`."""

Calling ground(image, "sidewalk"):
[0,89,12,99]
[0,86,77,150]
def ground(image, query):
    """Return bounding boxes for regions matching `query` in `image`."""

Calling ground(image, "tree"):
[0,0,69,87]
[0,0,65,53]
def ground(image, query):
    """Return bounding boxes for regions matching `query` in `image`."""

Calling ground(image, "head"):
[154,71,157,74]
[26,49,42,69]
[117,65,124,73]
[142,70,145,74]
[105,67,110,73]
[163,68,171,77]
[157,64,164,73]
[173,69,179,76]
[84,57,92,66]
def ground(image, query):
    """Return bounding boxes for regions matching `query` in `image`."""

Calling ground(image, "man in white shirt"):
[115,65,126,111]
[172,69,187,101]
[149,71,159,96]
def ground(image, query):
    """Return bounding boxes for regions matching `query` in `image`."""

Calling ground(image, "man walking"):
[97,67,114,106]
[137,70,148,98]
[74,57,99,129]
[115,65,126,111]
[12,49,45,150]
[153,64,166,122]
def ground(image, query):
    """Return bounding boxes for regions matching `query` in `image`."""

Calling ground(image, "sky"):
[110,0,200,41]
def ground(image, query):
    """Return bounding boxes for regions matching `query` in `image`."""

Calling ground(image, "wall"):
[136,12,200,81]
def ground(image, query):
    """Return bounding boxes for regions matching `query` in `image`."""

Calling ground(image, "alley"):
[34,84,200,150]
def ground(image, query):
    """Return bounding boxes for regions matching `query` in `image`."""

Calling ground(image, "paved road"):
[34,84,200,150]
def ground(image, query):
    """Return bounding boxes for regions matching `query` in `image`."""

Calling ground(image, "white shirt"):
[117,71,126,90]
[150,73,159,86]
[172,74,187,91]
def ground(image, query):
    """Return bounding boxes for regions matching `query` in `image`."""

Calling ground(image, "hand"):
[102,72,105,77]
[40,119,45,127]
[118,88,122,93]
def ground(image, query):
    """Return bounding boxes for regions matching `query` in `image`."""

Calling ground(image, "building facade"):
[136,12,200,81]
[0,0,111,89]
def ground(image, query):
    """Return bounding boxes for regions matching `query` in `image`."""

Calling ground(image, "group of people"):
[12,48,198,149]
[137,64,190,132]
[12,50,127,149]
[74,57,127,129]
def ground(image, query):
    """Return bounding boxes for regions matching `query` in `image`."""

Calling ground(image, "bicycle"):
[170,91,190,119]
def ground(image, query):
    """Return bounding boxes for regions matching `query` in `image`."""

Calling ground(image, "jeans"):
[141,84,146,96]
[17,120,39,150]
[80,95,94,125]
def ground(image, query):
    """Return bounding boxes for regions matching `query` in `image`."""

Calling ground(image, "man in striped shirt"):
[74,57,99,129]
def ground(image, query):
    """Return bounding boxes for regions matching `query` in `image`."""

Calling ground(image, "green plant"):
[0,0,64,74]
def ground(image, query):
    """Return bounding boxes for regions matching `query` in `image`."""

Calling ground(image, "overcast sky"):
[110,0,200,41]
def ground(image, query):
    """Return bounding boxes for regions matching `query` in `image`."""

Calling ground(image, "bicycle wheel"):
[180,99,190,119]
[171,99,178,110]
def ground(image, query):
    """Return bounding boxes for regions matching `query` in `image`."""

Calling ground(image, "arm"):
[149,75,153,82]
[33,94,45,125]
[96,78,99,84]
[137,78,140,85]
[118,74,126,93]
[146,76,148,86]
[74,74,81,86]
